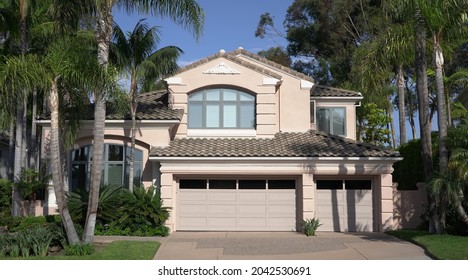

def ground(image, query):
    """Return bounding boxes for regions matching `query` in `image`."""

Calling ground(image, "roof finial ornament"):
[219,49,225,55]
[238,46,243,50]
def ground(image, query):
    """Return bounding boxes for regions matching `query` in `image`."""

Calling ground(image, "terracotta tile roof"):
[38,91,183,121]
[150,131,399,158]
[311,85,362,98]
[106,91,183,121]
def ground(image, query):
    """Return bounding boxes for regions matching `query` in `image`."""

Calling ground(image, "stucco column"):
[377,173,394,231]
[301,173,315,227]
[160,172,175,231]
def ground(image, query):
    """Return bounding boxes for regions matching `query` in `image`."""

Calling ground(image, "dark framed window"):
[188,88,255,129]
[209,180,236,189]
[238,180,266,189]
[70,144,143,191]
[317,107,346,136]
[268,180,296,189]
[180,179,207,189]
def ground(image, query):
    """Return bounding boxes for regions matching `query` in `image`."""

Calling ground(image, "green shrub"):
[0,179,12,215]
[29,226,55,256]
[17,232,33,257]
[68,184,129,226]
[5,215,61,232]
[64,244,94,256]
[14,168,48,201]
[116,186,170,234]
[302,218,322,236]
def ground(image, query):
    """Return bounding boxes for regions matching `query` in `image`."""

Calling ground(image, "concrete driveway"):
[154,231,431,260]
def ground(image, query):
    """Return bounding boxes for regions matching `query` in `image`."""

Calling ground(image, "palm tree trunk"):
[8,119,14,180]
[397,65,406,146]
[29,89,37,170]
[415,10,436,233]
[389,109,397,148]
[49,77,80,245]
[128,75,138,192]
[12,99,24,216]
[433,36,449,234]
[433,38,449,173]
[83,4,112,244]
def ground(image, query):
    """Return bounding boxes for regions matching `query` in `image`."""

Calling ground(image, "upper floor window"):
[188,88,255,129]
[70,144,143,192]
[317,107,346,136]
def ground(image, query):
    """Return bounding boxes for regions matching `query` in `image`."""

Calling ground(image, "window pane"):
[317,108,330,134]
[206,104,220,128]
[71,164,87,191]
[206,89,220,101]
[189,91,203,101]
[332,108,345,135]
[268,180,295,189]
[223,104,237,128]
[240,103,255,128]
[72,147,89,161]
[125,147,143,162]
[180,180,207,189]
[209,180,236,189]
[188,103,203,128]
[133,163,142,187]
[108,145,123,161]
[239,180,266,189]
[240,92,254,101]
[316,180,343,190]
[223,89,237,101]
[345,180,372,190]
[107,164,123,186]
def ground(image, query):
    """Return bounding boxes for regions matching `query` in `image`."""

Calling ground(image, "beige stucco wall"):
[168,56,314,138]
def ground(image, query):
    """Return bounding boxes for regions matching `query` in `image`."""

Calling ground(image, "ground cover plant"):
[387,230,468,260]
[0,240,159,260]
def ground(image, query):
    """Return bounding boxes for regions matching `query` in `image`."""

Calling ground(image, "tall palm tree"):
[82,0,204,244]
[110,19,182,191]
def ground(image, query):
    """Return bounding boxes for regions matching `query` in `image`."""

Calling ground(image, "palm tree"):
[110,19,182,191]
[82,0,204,244]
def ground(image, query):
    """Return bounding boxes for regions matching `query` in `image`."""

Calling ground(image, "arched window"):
[188,88,255,129]
[70,144,143,191]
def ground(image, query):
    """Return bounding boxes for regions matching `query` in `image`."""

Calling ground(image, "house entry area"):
[176,179,296,231]
[315,179,373,232]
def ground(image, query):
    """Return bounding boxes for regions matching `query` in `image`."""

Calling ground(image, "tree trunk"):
[433,37,449,234]
[409,116,416,140]
[49,77,80,245]
[12,99,24,216]
[389,108,397,148]
[128,73,138,192]
[397,65,406,146]
[29,89,37,170]
[415,11,436,233]
[83,4,113,244]
[8,119,14,180]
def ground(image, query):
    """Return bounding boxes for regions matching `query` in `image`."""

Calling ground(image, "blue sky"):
[113,0,293,66]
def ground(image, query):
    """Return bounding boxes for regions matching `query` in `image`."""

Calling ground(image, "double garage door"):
[316,180,373,232]
[177,179,296,231]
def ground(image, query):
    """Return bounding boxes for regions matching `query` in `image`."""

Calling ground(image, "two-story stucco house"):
[39,48,401,232]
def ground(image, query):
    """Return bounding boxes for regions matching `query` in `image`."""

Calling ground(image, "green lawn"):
[387,230,468,260]
[2,240,160,260]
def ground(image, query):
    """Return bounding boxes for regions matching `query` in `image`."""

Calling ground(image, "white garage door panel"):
[238,192,267,204]
[208,204,236,217]
[269,205,296,217]
[179,191,207,203]
[208,192,237,203]
[238,204,267,216]
[179,205,207,217]
[178,218,207,229]
[177,182,296,231]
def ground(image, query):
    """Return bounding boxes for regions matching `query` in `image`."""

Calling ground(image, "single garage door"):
[316,180,373,232]
[177,179,296,231]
